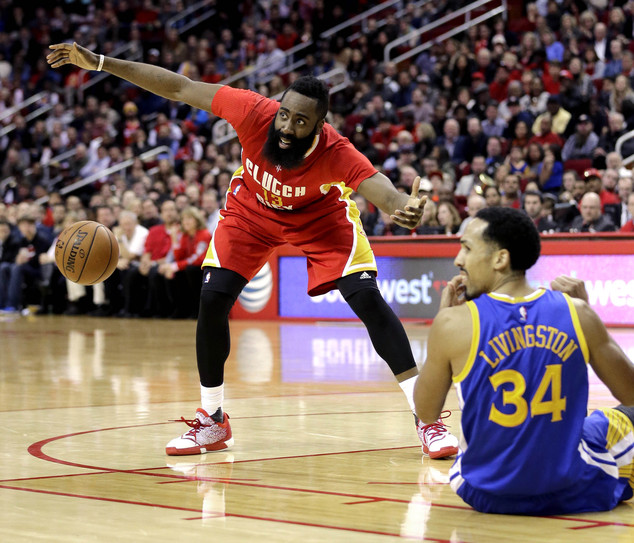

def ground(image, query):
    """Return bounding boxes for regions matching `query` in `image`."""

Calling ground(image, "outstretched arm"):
[357,172,426,230]
[47,42,221,112]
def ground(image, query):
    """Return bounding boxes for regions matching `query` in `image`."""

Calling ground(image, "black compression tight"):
[343,288,417,377]
[196,289,238,388]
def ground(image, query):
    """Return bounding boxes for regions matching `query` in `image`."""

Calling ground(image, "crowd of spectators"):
[1,0,634,317]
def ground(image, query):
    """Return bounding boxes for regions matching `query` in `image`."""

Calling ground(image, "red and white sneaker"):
[166,408,234,456]
[416,411,459,459]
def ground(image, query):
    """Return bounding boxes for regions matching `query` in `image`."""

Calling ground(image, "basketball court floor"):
[1,314,633,542]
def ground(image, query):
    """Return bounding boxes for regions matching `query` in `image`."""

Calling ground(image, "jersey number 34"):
[488,365,567,428]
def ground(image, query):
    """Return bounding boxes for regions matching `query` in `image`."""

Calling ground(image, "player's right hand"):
[47,42,99,71]
[440,275,466,309]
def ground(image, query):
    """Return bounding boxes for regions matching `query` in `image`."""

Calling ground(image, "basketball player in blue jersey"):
[414,206,634,515]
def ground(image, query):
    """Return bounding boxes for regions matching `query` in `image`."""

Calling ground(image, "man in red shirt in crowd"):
[125,199,180,317]
[49,42,459,460]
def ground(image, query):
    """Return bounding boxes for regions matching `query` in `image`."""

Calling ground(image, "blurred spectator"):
[253,37,286,85]
[529,114,564,147]
[535,144,564,194]
[436,201,461,235]
[351,193,377,235]
[567,192,616,232]
[520,75,549,117]
[596,168,621,209]
[200,189,221,234]
[609,74,634,114]
[436,118,466,165]
[593,22,608,63]
[0,216,50,313]
[455,155,487,197]
[0,219,19,265]
[457,193,486,234]
[594,112,634,168]
[604,39,625,79]
[400,87,434,124]
[605,176,633,228]
[484,136,505,177]
[483,185,501,207]
[414,197,444,235]
[619,193,634,232]
[157,206,211,319]
[500,174,522,209]
[533,95,571,137]
[561,115,599,161]
[481,100,507,138]
[140,197,161,229]
[523,190,558,233]
[108,210,149,317]
[374,209,412,236]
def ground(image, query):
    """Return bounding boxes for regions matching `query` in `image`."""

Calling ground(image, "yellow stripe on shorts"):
[598,408,634,487]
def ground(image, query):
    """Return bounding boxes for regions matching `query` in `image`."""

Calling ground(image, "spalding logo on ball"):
[238,262,273,313]
[55,220,119,285]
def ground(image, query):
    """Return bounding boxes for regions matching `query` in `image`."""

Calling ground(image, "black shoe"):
[88,305,109,317]
[64,302,82,316]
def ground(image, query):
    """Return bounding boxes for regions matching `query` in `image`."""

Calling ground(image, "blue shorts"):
[456,409,634,515]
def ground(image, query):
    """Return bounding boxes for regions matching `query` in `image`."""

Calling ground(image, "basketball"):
[55,221,119,285]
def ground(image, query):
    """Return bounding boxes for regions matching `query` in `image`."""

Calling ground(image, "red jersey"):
[173,228,212,270]
[211,87,377,214]
[144,223,173,261]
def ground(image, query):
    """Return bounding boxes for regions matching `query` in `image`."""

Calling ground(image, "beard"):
[262,119,318,170]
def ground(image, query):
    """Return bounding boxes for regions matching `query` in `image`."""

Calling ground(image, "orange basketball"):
[55,221,119,285]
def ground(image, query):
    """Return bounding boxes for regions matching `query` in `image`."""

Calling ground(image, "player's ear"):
[316,118,325,133]
[493,248,510,271]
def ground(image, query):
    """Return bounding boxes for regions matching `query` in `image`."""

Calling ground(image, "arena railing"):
[0,145,82,197]
[383,0,507,64]
[0,91,49,124]
[325,0,432,44]
[218,1,427,90]
[164,0,216,33]
[0,102,55,139]
[34,145,174,206]
[615,130,634,168]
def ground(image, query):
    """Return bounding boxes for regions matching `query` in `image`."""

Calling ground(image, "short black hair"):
[476,207,541,272]
[282,76,330,120]
[523,190,544,203]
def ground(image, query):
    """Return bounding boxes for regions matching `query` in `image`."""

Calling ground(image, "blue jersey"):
[451,289,590,497]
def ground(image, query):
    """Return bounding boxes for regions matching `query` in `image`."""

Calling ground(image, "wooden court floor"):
[0,314,633,542]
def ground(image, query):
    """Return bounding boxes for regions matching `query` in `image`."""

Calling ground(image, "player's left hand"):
[550,275,588,303]
[391,176,426,229]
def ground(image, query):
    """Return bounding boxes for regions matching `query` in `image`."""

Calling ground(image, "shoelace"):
[170,416,210,431]
[420,410,452,443]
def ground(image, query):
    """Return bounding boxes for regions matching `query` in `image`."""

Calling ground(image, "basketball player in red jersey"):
[48,42,459,459]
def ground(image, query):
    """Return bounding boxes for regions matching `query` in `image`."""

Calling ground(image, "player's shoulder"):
[433,303,472,330]
[320,122,350,145]
[215,86,278,114]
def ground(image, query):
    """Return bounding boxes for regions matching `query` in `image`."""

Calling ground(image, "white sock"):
[399,375,417,413]
[200,384,224,416]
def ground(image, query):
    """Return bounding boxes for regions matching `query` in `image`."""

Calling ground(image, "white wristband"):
[96,54,105,72]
